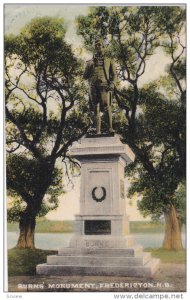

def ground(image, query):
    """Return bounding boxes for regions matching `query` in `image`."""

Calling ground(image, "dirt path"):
[8,263,186,292]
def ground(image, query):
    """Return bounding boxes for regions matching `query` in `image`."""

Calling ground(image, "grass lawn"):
[144,248,186,264]
[8,247,186,277]
[8,248,57,276]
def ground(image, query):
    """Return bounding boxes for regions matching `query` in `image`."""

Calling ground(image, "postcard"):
[4,2,186,299]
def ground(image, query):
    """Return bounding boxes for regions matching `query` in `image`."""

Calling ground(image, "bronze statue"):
[84,39,116,134]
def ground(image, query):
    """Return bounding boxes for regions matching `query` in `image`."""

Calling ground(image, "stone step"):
[36,258,160,277]
[58,246,143,257]
[145,258,161,276]
[47,252,151,266]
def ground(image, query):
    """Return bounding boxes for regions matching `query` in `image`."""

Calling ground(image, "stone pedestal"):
[36,134,159,277]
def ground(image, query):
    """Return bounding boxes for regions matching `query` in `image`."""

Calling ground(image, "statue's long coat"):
[83,57,116,109]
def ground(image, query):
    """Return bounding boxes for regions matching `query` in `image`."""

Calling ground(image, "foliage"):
[7,154,63,222]
[8,248,57,276]
[77,7,185,249]
[5,17,91,240]
[77,6,186,224]
[174,180,186,225]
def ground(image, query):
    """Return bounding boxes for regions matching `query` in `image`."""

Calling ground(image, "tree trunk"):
[16,207,36,249]
[162,205,183,250]
[15,168,53,249]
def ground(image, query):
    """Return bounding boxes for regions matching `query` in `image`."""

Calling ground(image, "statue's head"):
[94,38,104,56]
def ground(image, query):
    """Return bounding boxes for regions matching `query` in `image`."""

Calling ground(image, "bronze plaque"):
[85,220,111,235]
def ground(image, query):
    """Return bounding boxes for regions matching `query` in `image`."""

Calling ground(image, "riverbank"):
[7,231,186,250]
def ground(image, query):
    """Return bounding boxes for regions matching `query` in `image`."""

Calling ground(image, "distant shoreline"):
[8,219,185,234]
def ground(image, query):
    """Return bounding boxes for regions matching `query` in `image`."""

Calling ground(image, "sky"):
[4,4,185,221]
[4,5,89,48]
[4,4,177,86]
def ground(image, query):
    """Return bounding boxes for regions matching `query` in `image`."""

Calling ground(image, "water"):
[134,233,186,249]
[7,232,186,250]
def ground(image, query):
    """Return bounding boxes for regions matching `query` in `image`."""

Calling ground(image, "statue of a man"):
[83,39,116,134]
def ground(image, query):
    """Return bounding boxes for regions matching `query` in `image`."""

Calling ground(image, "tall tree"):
[5,17,90,248]
[77,6,186,250]
[7,153,63,248]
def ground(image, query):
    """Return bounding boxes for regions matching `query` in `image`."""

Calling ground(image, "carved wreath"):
[92,186,106,202]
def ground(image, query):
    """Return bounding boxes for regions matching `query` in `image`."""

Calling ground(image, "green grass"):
[144,248,186,264]
[8,248,57,276]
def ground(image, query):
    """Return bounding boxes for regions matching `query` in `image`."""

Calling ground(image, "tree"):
[5,17,91,248]
[7,153,63,248]
[126,81,185,250]
[77,6,186,250]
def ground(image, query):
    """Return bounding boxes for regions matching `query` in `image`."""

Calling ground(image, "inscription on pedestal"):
[84,220,111,235]
[85,240,111,248]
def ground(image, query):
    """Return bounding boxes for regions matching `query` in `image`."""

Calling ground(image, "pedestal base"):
[36,135,160,277]
[36,235,160,277]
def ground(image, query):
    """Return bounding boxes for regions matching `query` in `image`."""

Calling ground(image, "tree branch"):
[6,106,42,158]
[55,125,89,159]
[7,143,22,153]
[117,31,134,84]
